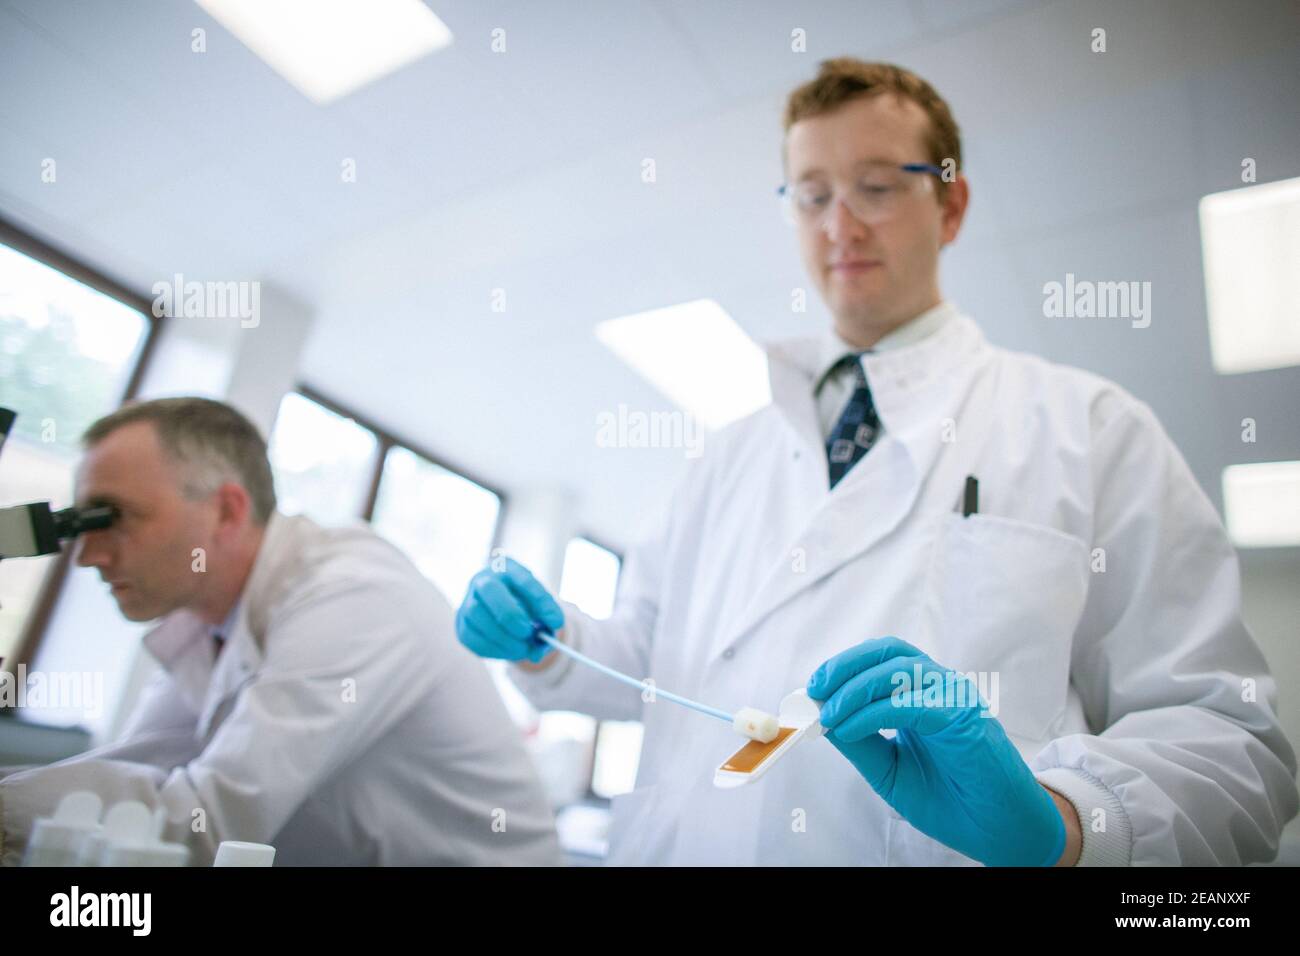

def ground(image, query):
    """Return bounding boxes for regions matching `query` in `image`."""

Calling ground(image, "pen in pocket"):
[962,475,979,517]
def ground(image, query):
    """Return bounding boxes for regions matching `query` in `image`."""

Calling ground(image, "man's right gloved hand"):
[456,557,566,664]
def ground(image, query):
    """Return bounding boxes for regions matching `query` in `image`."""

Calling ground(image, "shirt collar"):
[764,306,988,450]
[814,299,957,393]
[213,597,242,641]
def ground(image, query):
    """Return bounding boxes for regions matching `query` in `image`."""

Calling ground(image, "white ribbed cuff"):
[1035,765,1133,866]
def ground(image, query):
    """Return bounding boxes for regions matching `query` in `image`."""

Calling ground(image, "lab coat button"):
[722,647,735,660]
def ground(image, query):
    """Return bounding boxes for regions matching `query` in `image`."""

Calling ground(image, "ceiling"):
[2,0,1298,549]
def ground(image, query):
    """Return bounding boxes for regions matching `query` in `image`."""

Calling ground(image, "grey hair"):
[82,397,277,525]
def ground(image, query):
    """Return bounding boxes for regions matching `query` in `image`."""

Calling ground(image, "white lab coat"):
[1,512,562,866]
[511,308,1298,866]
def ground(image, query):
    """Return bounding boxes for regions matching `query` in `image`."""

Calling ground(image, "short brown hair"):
[783,58,962,186]
[83,397,277,525]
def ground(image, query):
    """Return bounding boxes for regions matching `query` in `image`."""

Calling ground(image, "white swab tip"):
[733,707,780,743]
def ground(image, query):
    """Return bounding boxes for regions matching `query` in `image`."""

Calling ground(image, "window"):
[265,390,504,606]
[0,239,152,666]
[559,536,621,620]
[591,720,644,799]
[557,536,642,800]
[370,446,501,605]
[267,391,379,527]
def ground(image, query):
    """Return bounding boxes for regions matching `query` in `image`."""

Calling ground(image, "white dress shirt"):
[814,300,956,439]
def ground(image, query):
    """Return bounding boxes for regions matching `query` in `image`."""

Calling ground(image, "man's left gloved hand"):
[807,636,1067,867]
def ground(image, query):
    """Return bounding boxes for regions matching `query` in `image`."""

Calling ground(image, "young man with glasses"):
[458,59,1297,867]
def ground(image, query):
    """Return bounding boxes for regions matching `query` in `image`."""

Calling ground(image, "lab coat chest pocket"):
[922,512,1090,743]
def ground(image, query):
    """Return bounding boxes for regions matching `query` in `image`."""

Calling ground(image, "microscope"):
[0,406,117,563]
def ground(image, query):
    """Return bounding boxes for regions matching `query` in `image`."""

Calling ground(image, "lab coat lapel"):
[194,603,261,739]
[192,515,293,738]
[766,336,830,473]
[711,437,921,662]
[711,313,989,661]
[141,610,215,717]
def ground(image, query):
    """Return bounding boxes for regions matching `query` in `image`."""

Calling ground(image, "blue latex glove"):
[807,636,1066,867]
[456,557,566,664]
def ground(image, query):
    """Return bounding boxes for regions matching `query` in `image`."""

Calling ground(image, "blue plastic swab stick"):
[531,626,733,724]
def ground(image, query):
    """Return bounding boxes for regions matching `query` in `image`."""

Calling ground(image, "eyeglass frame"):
[776,162,947,228]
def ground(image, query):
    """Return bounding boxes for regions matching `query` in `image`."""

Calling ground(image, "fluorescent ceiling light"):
[1222,460,1300,548]
[195,0,452,104]
[595,299,771,431]
[1199,176,1300,374]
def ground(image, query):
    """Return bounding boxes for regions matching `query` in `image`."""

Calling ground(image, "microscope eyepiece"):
[52,504,118,539]
[0,502,118,559]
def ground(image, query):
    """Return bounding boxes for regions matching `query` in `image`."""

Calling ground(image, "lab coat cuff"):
[1034,766,1133,866]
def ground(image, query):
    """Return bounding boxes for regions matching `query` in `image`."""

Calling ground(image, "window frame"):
[0,216,164,674]
[293,383,509,546]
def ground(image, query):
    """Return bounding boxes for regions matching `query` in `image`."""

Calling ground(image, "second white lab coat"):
[2,512,562,866]
[511,308,1298,866]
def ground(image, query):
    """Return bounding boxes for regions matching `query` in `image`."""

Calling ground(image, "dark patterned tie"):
[825,353,882,489]
[212,631,226,661]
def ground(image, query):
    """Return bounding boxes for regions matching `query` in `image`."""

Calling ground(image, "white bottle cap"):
[213,841,276,867]
[96,800,189,867]
[22,791,103,867]
[78,800,156,867]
